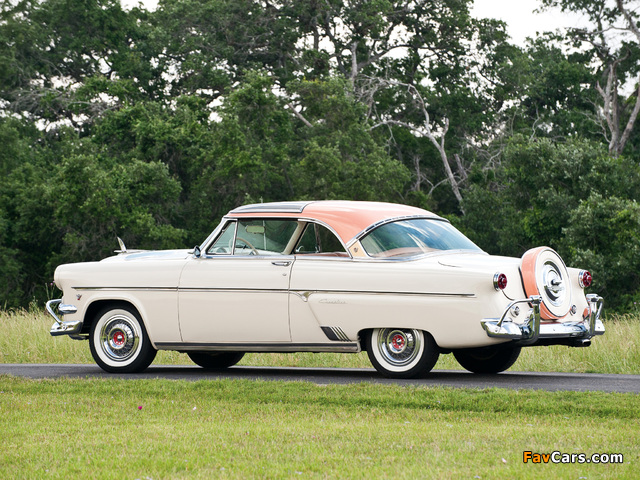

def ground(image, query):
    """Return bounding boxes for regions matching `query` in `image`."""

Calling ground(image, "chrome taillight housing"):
[579,270,592,288]
[493,273,508,291]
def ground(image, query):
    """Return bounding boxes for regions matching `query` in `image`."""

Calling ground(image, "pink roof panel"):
[228,201,439,243]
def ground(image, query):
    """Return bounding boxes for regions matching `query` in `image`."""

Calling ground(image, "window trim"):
[204,217,352,259]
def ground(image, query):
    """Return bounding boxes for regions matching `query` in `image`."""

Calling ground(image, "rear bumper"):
[47,299,84,338]
[481,294,604,346]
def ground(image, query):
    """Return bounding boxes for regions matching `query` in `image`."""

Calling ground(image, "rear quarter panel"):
[289,255,518,349]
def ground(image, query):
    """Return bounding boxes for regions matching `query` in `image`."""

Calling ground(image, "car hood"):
[100,249,193,263]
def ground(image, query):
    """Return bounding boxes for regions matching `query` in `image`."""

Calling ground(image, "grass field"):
[1,309,638,479]
[1,376,639,479]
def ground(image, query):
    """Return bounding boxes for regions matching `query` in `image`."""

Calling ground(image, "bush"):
[460,136,640,311]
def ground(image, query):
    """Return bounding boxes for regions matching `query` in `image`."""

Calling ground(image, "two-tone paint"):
[47,200,604,376]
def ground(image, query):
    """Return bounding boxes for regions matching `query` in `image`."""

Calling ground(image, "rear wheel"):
[366,328,439,378]
[89,305,157,373]
[187,352,245,370]
[453,345,521,374]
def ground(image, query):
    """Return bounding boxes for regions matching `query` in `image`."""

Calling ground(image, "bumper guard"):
[482,294,604,346]
[47,299,83,337]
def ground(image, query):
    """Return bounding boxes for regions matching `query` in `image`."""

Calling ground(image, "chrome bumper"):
[482,294,604,346]
[47,299,83,337]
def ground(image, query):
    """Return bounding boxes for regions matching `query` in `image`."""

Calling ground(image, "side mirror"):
[193,245,201,258]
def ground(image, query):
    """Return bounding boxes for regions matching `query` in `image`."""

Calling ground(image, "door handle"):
[271,261,291,267]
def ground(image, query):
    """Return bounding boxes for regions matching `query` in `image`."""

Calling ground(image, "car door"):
[178,219,298,344]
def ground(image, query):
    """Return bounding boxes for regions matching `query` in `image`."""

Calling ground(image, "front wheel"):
[366,328,439,379]
[453,345,521,374]
[187,352,245,370]
[89,306,157,373]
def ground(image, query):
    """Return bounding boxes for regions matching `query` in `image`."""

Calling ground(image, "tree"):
[459,135,640,310]
[564,194,640,309]
[186,74,411,238]
[541,0,640,156]
[0,0,162,125]
[0,117,185,307]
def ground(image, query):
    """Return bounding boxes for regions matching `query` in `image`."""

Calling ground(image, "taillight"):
[494,273,508,291]
[579,270,592,288]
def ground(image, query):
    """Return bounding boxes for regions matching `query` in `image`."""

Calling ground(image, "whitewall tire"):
[366,328,439,378]
[89,306,157,373]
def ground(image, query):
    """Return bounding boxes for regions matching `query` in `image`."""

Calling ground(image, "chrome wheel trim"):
[96,313,142,365]
[534,250,571,317]
[541,260,566,307]
[373,328,424,371]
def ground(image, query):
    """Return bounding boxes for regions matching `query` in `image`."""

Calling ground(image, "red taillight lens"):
[579,270,592,288]
[494,273,508,290]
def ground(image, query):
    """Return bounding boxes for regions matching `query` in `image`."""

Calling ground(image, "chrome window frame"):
[201,216,352,260]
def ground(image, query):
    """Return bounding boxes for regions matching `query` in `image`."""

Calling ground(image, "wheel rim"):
[376,328,422,367]
[99,314,141,362]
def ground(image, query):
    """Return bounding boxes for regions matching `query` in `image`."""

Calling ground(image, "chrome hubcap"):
[541,261,566,307]
[377,329,421,367]
[100,315,140,362]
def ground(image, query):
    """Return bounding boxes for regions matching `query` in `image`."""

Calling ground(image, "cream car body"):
[47,201,604,378]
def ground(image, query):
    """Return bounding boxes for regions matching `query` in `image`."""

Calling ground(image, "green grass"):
[1,309,639,374]
[1,376,638,479]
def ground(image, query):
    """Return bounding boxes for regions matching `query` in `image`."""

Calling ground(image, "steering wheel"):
[235,237,259,255]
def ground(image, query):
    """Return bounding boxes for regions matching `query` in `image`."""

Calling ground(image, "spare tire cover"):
[521,247,572,320]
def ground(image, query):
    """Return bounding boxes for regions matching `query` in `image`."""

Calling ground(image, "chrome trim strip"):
[180,288,289,294]
[74,286,178,292]
[291,289,476,299]
[230,201,315,214]
[72,286,475,298]
[155,342,360,353]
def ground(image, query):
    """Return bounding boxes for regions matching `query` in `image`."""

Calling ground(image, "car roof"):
[227,200,442,244]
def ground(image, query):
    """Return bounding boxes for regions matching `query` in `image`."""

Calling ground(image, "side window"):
[234,219,298,255]
[295,223,347,256]
[208,219,298,256]
[207,221,236,255]
[234,219,298,256]
[296,224,319,253]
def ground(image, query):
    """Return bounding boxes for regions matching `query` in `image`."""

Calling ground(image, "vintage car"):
[47,201,604,378]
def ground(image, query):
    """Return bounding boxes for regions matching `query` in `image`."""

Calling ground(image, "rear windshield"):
[360,218,482,258]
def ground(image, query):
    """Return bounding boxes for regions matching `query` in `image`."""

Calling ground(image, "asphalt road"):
[1,364,639,393]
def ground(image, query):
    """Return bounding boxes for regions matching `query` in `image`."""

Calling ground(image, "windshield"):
[360,218,482,258]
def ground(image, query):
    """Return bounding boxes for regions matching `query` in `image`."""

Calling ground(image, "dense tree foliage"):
[0,0,638,310]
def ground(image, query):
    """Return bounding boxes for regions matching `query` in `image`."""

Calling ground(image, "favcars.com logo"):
[523,451,624,464]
